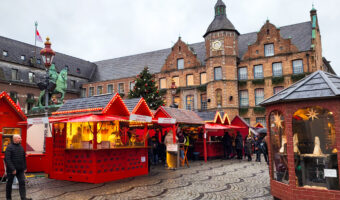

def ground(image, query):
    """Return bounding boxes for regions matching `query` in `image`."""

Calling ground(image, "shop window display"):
[2,128,21,152]
[269,111,289,184]
[293,106,339,190]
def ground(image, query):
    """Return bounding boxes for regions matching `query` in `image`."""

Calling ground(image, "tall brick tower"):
[203,0,239,118]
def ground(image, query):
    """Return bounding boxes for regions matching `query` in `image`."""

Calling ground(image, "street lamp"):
[40,37,55,152]
[170,79,178,108]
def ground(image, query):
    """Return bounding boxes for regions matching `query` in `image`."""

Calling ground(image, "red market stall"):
[260,71,340,199]
[0,91,27,176]
[48,93,152,183]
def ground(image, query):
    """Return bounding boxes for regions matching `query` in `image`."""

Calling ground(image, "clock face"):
[212,40,222,50]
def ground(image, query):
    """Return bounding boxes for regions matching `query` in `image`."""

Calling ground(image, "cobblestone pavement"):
[0,159,272,200]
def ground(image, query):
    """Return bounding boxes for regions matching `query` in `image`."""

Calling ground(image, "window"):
[272,62,282,77]
[186,74,194,86]
[107,84,113,94]
[11,69,18,80]
[28,72,35,83]
[172,76,179,87]
[9,91,18,102]
[264,44,274,56]
[81,88,86,98]
[70,80,76,89]
[186,95,194,110]
[89,87,94,97]
[201,94,207,110]
[130,81,135,91]
[243,118,250,125]
[97,86,103,95]
[239,90,249,107]
[292,107,339,189]
[118,83,124,93]
[200,73,207,84]
[273,86,284,94]
[76,68,81,74]
[238,67,247,80]
[293,60,303,74]
[26,94,34,113]
[255,88,264,105]
[2,50,8,57]
[20,55,25,60]
[216,89,222,107]
[37,59,41,64]
[177,58,184,70]
[254,65,263,79]
[214,67,222,80]
[256,117,266,128]
[159,78,166,89]
[269,111,288,184]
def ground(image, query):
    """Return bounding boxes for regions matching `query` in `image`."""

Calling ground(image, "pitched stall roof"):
[195,111,217,122]
[155,107,204,125]
[93,22,312,82]
[124,98,153,117]
[260,70,340,106]
[0,36,97,80]
[0,91,27,120]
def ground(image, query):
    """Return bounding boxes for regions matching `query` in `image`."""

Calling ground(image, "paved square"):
[1,159,271,200]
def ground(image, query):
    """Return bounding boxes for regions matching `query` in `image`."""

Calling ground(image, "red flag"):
[36,30,43,43]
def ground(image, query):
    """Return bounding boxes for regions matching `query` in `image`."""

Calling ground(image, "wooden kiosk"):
[260,71,340,199]
[48,93,152,183]
[0,91,27,176]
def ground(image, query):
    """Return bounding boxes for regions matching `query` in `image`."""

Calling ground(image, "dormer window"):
[3,50,8,57]
[264,44,274,57]
[37,59,41,64]
[76,68,81,74]
[177,58,184,70]
[21,55,25,60]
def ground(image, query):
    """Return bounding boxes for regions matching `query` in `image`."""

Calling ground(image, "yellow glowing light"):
[307,108,319,121]
[273,113,283,128]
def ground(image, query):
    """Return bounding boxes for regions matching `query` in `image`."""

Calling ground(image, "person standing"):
[235,132,243,159]
[255,136,261,162]
[5,134,32,200]
[244,135,254,161]
[222,132,232,159]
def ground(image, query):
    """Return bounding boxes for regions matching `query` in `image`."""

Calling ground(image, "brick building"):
[0,36,96,115]
[82,0,335,126]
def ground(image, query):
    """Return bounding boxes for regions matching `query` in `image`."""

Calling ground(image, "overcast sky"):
[0,0,339,74]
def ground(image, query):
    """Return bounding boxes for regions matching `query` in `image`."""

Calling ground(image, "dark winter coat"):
[244,137,253,155]
[222,133,232,147]
[235,134,243,150]
[4,143,27,173]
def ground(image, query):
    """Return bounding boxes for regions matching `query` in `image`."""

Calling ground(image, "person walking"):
[5,134,32,200]
[244,135,254,161]
[254,136,261,162]
[235,131,243,159]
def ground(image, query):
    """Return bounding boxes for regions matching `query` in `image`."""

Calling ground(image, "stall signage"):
[141,156,146,162]
[324,169,337,178]
[129,114,152,122]
[158,118,176,124]
[167,144,178,152]
[27,117,49,125]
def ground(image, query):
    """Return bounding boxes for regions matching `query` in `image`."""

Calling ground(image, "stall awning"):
[59,114,128,123]
[205,123,243,130]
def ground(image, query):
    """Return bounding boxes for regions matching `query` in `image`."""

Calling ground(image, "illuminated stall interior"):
[261,71,340,199]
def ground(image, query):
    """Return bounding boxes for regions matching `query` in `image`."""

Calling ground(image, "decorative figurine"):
[293,133,300,154]
[313,136,323,156]
[279,136,287,153]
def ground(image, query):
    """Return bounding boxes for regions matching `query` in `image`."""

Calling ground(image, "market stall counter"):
[49,93,152,183]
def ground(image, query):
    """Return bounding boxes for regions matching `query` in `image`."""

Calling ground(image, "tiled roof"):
[162,107,204,124]
[195,111,217,122]
[260,70,340,106]
[94,22,312,82]
[123,98,141,112]
[0,35,97,80]
[58,94,114,112]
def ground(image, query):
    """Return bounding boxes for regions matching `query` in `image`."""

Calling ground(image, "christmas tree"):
[128,66,164,110]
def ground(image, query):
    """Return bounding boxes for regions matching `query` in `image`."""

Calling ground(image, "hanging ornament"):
[273,113,283,128]
[307,108,319,121]
[145,83,147,87]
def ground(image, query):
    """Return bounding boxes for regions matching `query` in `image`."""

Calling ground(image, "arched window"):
[269,111,288,184]
[216,89,222,107]
[293,106,338,189]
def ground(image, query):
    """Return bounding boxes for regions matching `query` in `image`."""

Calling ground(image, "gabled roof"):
[260,70,340,106]
[222,113,230,125]
[0,91,26,120]
[93,22,312,82]
[125,98,153,117]
[123,98,140,113]
[155,106,204,125]
[0,35,97,80]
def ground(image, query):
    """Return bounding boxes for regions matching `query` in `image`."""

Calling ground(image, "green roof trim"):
[312,29,316,39]
[312,15,317,28]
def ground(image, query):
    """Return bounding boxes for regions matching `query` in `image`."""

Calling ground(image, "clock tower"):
[204,0,239,118]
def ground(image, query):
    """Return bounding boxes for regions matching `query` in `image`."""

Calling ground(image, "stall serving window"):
[293,106,339,190]
[269,111,289,184]
[66,122,94,149]
[2,128,21,152]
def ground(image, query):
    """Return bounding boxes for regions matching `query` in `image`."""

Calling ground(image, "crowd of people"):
[222,131,268,164]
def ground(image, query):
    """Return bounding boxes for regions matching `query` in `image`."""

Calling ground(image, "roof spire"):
[215,0,226,16]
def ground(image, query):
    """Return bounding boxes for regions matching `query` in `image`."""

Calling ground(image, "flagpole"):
[34,21,38,59]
